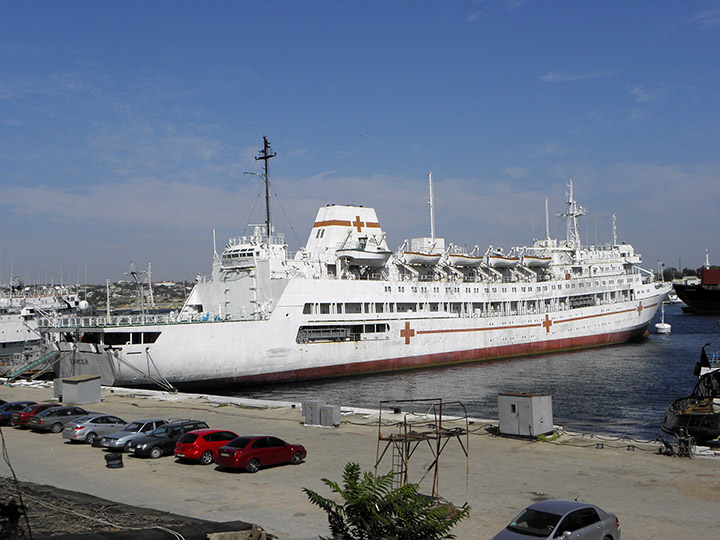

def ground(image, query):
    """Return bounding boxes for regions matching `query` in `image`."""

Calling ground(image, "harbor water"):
[229,304,718,441]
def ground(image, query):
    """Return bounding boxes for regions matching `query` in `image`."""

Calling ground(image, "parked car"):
[27,406,91,433]
[126,420,209,458]
[61,414,127,444]
[215,435,306,473]
[174,429,238,465]
[101,418,168,452]
[11,403,57,427]
[0,401,36,425]
[490,500,620,540]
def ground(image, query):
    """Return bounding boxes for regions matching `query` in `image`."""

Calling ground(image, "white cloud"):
[691,6,720,31]
[540,71,618,83]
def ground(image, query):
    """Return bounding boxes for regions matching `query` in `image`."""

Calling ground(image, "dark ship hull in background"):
[662,345,720,444]
[674,268,720,314]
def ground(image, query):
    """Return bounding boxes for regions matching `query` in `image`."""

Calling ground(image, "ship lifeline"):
[41,142,671,391]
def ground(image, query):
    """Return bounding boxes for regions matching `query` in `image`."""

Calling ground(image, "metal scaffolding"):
[374,398,469,503]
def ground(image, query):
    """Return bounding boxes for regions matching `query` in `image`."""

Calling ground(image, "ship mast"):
[559,178,586,248]
[428,171,435,241]
[254,136,276,240]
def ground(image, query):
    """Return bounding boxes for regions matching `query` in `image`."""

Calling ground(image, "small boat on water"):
[655,302,671,334]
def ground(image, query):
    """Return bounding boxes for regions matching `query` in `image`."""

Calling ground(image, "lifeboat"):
[522,255,552,268]
[337,248,392,267]
[402,251,442,265]
[448,253,484,267]
[487,253,519,268]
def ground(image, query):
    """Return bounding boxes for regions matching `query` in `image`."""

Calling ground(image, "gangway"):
[4,349,63,383]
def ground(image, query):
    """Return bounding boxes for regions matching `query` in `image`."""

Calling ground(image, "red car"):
[174,429,238,465]
[215,435,306,473]
[11,403,57,428]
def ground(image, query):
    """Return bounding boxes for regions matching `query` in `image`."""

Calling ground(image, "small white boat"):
[337,247,392,267]
[655,302,671,334]
[448,253,484,267]
[523,255,552,268]
[403,251,443,265]
[488,253,519,268]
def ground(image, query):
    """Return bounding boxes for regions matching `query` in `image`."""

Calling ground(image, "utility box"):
[61,374,101,405]
[498,393,553,438]
[320,404,341,427]
[302,400,322,425]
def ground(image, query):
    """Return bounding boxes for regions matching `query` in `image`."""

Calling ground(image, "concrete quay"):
[1,381,719,539]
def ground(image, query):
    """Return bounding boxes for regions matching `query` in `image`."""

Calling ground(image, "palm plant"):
[303,462,470,540]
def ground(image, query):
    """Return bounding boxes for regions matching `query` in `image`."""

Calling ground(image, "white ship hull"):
[51,276,669,388]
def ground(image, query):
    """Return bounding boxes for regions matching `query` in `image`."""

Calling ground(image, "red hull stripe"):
[313,220,381,228]
[179,325,648,389]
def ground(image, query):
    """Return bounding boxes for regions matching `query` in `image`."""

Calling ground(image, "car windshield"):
[226,437,254,448]
[123,422,143,432]
[507,508,562,537]
[150,425,178,437]
[75,416,94,423]
[178,433,199,444]
[20,405,36,413]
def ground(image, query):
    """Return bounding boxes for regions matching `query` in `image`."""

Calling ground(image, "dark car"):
[174,429,238,465]
[0,401,36,425]
[11,403,57,427]
[101,418,168,452]
[490,499,620,540]
[215,435,306,473]
[127,420,209,458]
[27,406,91,433]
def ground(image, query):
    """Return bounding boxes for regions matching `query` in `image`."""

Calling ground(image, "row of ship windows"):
[68,332,162,346]
[383,278,628,295]
[302,292,628,316]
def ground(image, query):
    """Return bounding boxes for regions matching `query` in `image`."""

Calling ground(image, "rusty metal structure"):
[374,398,469,502]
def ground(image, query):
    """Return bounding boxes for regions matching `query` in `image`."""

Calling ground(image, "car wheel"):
[245,458,260,473]
[123,441,132,453]
[50,423,63,434]
[199,450,214,465]
[149,447,163,459]
[86,432,97,444]
[291,451,303,465]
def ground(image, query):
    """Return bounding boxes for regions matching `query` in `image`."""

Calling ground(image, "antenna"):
[558,178,586,248]
[428,171,435,240]
[254,136,276,239]
[545,197,550,240]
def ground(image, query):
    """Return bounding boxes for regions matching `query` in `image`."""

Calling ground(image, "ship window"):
[336,304,343,314]
[320,303,330,314]
[364,302,371,313]
[429,303,439,312]
[303,303,313,315]
[375,303,384,313]
[345,303,361,314]
[78,333,101,344]
[131,332,142,345]
[104,333,130,346]
[397,303,416,312]
[144,332,161,344]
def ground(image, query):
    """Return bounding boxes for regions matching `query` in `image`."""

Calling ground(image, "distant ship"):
[40,139,671,391]
[673,254,720,314]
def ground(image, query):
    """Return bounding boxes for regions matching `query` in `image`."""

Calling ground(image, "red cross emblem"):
[400,321,415,344]
[352,215,364,232]
[542,314,553,334]
[637,303,643,315]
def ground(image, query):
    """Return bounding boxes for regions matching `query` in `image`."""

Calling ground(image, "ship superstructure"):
[39,143,671,390]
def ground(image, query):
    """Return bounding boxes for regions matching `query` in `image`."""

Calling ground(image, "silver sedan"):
[62,414,127,444]
[490,500,620,540]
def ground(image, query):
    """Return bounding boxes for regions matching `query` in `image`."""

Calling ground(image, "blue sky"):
[1,1,719,284]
